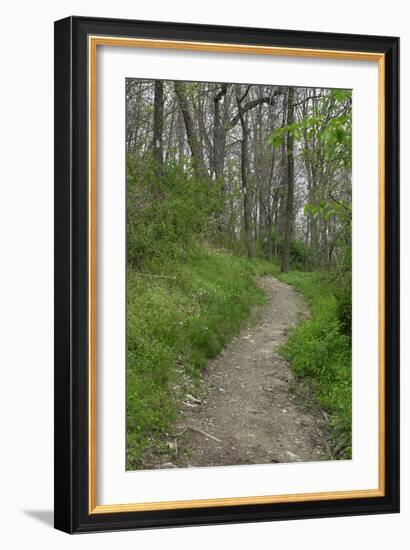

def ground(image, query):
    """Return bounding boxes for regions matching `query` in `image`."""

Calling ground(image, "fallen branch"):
[186,425,222,443]
[185,393,202,404]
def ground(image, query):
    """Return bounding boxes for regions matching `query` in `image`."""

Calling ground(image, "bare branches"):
[292,94,326,108]
[126,78,352,271]
[329,192,351,213]
[214,84,227,103]
[226,90,282,130]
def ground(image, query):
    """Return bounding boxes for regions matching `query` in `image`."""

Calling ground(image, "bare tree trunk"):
[177,105,185,161]
[165,99,177,163]
[281,88,295,273]
[153,80,164,179]
[213,84,227,183]
[236,87,253,258]
[174,81,206,178]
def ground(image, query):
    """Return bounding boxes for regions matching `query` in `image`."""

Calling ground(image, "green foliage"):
[127,250,272,469]
[127,153,222,270]
[333,246,352,337]
[269,228,313,270]
[304,200,343,222]
[270,122,301,147]
[330,89,351,103]
[125,84,353,469]
[277,271,352,459]
[304,197,352,336]
[270,89,352,170]
[320,114,352,169]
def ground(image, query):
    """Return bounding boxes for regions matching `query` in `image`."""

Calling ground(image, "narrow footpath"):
[158,276,329,468]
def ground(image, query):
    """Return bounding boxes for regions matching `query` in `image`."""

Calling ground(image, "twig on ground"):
[185,425,222,443]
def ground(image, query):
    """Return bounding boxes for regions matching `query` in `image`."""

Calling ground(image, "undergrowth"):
[277,271,352,459]
[125,153,351,467]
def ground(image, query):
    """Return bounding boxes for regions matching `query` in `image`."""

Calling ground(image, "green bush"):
[333,246,352,337]
[289,239,313,270]
[267,228,313,269]
[334,282,352,337]
[277,271,352,458]
[126,153,222,270]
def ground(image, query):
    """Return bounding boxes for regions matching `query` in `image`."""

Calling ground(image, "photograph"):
[53,14,399,533]
[125,78,353,471]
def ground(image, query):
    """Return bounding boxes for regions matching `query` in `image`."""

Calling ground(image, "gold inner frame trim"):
[88,35,386,514]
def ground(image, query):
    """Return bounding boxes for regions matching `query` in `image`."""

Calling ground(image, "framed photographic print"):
[54,16,399,533]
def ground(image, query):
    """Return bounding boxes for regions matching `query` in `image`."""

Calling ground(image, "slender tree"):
[236,85,253,258]
[152,80,164,179]
[174,81,206,177]
[126,78,351,269]
[281,88,295,273]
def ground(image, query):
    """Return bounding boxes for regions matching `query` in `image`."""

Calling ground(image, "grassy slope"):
[126,248,351,468]
[126,249,277,469]
[277,271,352,458]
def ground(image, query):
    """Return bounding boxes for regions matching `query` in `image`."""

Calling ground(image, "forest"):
[126,78,352,470]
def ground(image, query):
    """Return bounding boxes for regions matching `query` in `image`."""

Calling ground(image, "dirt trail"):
[161,276,328,468]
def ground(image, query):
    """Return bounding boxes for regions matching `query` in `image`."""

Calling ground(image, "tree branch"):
[292,94,326,108]
[329,192,351,212]
[214,84,227,102]
[226,90,282,131]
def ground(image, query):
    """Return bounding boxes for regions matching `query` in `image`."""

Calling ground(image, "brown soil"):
[154,276,329,469]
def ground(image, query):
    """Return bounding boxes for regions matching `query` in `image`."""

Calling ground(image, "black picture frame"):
[54,15,400,534]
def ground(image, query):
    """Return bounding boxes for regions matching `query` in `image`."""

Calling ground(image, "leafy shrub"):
[268,228,312,270]
[333,246,352,337]
[290,239,313,270]
[127,153,222,271]
[277,271,352,458]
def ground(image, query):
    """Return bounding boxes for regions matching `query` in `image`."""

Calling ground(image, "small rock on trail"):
[159,276,329,468]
